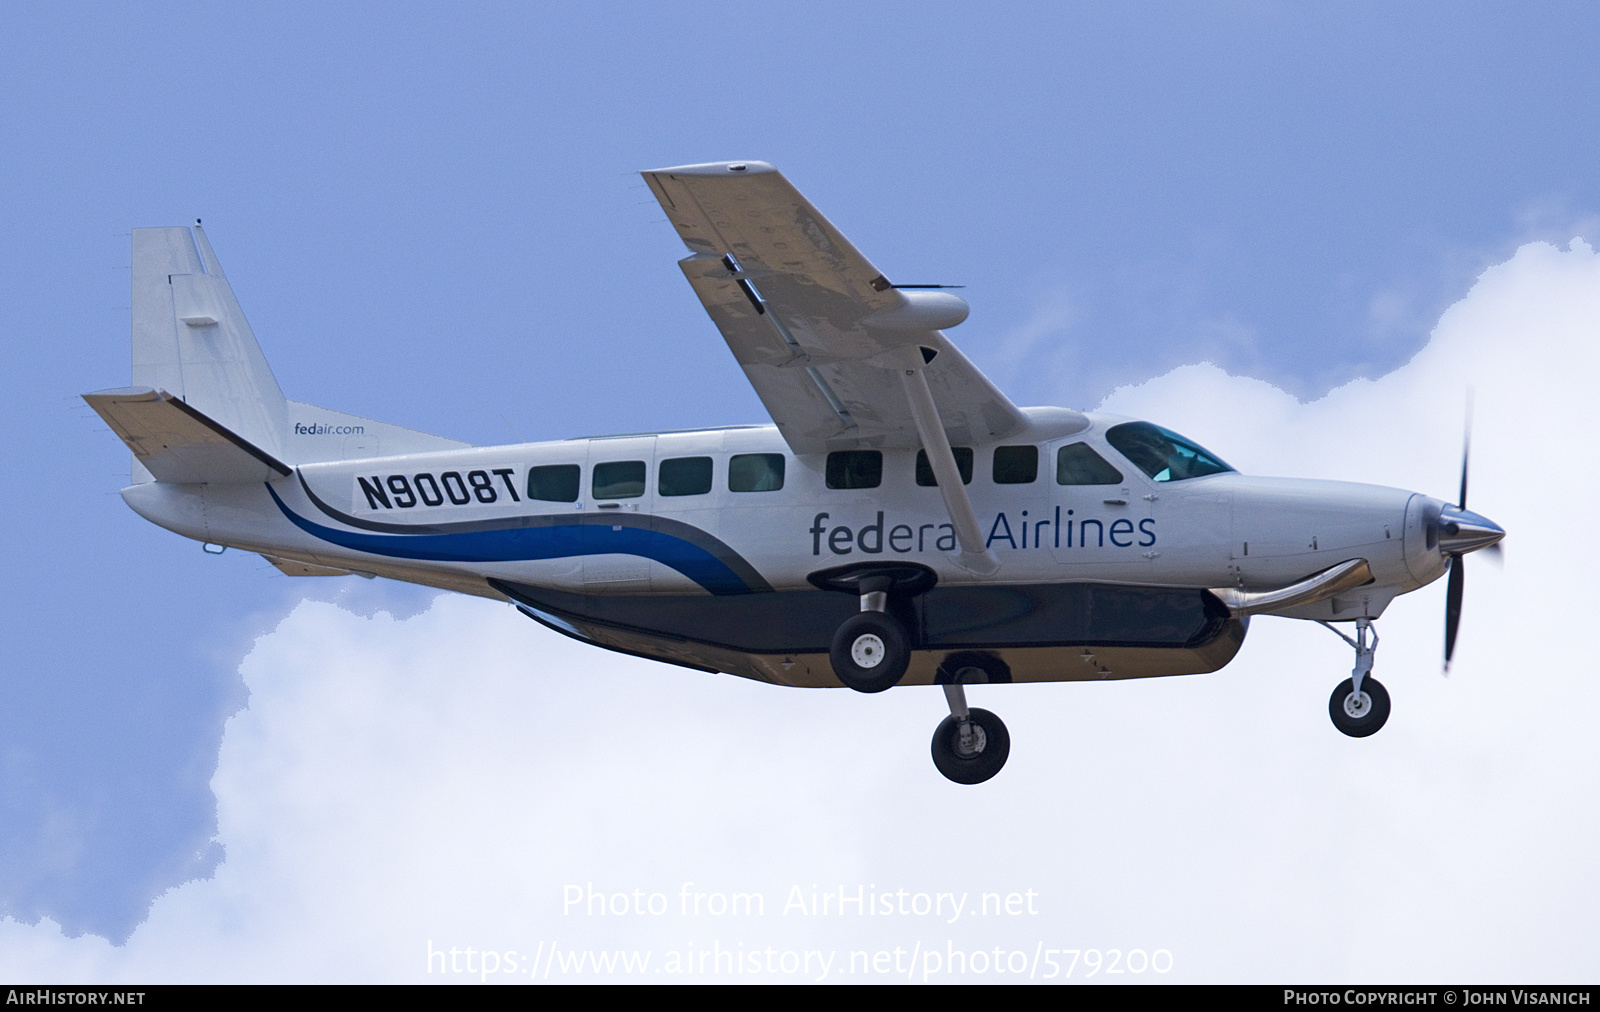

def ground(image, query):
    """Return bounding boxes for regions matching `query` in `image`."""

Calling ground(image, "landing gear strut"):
[1320,617,1391,737]
[930,682,1010,784]
[813,563,1011,781]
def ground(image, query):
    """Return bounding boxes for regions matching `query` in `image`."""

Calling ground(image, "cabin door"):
[581,435,657,590]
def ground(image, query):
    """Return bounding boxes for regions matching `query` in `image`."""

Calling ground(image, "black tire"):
[829,611,911,693]
[1329,676,1391,738]
[930,708,1010,784]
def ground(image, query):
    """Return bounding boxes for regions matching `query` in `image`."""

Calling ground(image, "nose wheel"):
[930,683,1010,784]
[1319,617,1391,737]
[1328,676,1390,737]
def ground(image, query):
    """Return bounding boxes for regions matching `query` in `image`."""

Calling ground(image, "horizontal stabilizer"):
[83,387,290,484]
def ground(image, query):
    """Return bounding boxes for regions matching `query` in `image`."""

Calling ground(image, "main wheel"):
[1329,677,1391,737]
[930,708,1010,784]
[829,611,910,693]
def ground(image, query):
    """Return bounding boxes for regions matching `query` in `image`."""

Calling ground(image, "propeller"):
[1443,556,1465,671]
[1440,396,1505,672]
[1443,420,1469,670]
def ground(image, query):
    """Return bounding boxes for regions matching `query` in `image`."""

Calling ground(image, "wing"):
[642,162,1029,454]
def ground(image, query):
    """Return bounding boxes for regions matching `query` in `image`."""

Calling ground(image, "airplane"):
[85,161,1505,785]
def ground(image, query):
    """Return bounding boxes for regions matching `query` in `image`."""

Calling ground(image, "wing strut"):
[894,347,1000,576]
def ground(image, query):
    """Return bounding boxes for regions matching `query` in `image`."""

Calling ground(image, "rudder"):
[132,224,288,473]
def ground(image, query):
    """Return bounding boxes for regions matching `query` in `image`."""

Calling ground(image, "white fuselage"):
[121,406,1445,684]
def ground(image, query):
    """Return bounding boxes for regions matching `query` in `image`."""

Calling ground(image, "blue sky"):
[3,1,1598,957]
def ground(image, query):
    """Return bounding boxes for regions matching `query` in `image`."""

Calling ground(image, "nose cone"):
[1437,504,1505,556]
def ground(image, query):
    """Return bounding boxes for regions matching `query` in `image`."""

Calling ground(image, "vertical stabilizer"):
[131,225,289,474]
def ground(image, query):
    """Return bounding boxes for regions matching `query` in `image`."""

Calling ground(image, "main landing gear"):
[1320,617,1390,737]
[817,564,1010,783]
[931,682,1010,784]
[824,569,925,694]
[830,606,910,693]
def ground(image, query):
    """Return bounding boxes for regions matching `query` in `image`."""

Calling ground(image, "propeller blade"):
[1444,555,1464,671]
[1458,391,1473,509]
[1482,541,1503,565]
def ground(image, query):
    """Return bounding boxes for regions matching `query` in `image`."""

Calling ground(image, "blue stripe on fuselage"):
[266,484,755,595]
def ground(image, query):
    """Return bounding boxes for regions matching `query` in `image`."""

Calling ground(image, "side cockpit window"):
[1056,443,1123,485]
[1105,422,1233,483]
[993,445,1039,484]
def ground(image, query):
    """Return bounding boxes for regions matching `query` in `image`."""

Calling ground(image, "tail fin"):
[132,224,288,470]
[119,224,471,477]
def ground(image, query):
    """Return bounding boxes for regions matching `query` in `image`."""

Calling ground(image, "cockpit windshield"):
[1105,421,1234,483]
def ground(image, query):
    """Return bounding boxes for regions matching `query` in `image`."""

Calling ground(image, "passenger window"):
[993,445,1038,484]
[526,464,580,502]
[729,453,785,492]
[826,450,883,489]
[659,456,713,497]
[1056,443,1124,485]
[915,448,973,486]
[592,460,646,499]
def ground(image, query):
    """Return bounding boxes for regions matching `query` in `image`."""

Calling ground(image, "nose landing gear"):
[1320,617,1390,737]
[1329,676,1390,737]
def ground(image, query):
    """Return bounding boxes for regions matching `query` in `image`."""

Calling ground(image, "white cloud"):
[5,240,1599,983]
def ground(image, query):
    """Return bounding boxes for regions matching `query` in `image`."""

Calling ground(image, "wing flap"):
[83,386,290,484]
[678,255,857,449]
